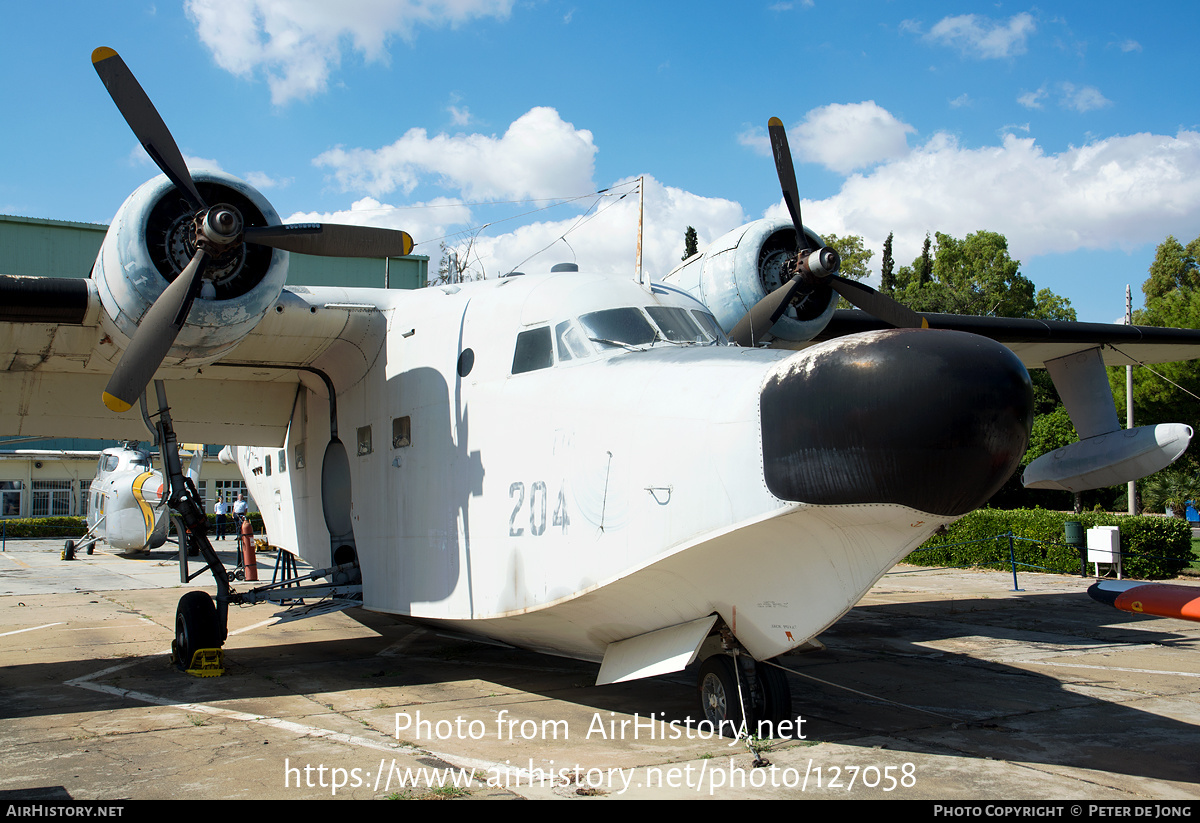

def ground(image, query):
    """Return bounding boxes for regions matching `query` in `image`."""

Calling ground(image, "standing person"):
[214,495,226,541]
[233,493,248,524]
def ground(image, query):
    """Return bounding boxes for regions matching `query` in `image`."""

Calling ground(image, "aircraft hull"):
[381,500,952,664]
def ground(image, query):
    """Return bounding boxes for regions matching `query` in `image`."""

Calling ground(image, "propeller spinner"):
[730,117,927,348]
[92,47,415,413]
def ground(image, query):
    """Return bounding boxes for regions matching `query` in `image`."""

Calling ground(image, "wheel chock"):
[184,648,225,677]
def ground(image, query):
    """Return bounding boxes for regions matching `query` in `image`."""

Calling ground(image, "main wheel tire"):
[174,591,219,671]
[62,540,75,561]
[758,661,792,729]
[698,655,745,737]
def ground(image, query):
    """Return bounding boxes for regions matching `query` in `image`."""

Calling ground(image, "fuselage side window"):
[512,326,554,374]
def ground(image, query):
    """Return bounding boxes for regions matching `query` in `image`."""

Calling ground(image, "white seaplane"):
[1,48,1197,730]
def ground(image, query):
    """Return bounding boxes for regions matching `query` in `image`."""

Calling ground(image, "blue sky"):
[2,1,1198,322]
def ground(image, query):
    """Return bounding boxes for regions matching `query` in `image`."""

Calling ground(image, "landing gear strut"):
[144,382,231,672]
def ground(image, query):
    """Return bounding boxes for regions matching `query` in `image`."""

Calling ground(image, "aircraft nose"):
[760,329,1032,516]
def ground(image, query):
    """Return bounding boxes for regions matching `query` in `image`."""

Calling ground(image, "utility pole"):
[1127,284,1138,515]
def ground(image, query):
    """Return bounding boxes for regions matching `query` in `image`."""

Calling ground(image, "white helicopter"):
[62,441,203,560]
[1,47,1198,731]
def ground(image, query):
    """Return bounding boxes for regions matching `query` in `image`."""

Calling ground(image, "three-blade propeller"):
[92,47,415,413]
[731,117,926,347]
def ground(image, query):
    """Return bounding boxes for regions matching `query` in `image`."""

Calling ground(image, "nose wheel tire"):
[174,591,220,670]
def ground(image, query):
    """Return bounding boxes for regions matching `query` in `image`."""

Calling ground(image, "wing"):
[801,310,1200,369]
[0,274,386,446]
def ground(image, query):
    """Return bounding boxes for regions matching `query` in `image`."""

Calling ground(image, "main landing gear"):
[697,650,792,738]
[173,590,224,676]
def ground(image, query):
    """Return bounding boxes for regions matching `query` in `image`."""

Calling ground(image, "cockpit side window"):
[512,326,554,374]
[691,310,728,344]
[555,320,592,362]
[646,306,706,342]
[578,307,657,349]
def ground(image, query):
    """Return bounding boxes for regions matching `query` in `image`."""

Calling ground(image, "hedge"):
[0,512,264,540]
[905,509,1195,579]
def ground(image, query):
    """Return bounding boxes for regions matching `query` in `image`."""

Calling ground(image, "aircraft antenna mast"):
[635,175,646,286]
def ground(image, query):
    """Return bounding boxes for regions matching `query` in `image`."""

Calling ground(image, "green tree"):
[880,231,895,294]
[1140,469,1200,518]
[1023,404,1076,466]
[895,230,1055,319]
[1143,235,1200,302]
[918,233,932,286]
[1110,233,1200,473]
[682,226,699,261]
[1031,287,1077,321]
[822,233,873,281]
[823,233,874,310]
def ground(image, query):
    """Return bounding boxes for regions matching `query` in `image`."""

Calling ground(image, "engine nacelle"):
[663,218,838,343]
[93,170,288,367]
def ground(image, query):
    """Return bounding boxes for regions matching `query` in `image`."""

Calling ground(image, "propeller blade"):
[103,249,208,413]
[92,47,206,212]
[830,276,928,329]
[244,224,415,258]
[730,275,809,347]
[768,117,808,252]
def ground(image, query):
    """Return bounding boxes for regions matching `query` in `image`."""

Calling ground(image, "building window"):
[77,480,90,518]
[32,480,72,517]
[1,481,23,517]
[215,480,255,513]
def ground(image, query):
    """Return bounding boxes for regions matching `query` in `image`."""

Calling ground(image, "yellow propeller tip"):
[92,47,118,64]
[768,116,783,127]
[103,392,132,413]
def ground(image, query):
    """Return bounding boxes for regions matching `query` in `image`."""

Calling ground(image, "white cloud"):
[285,195,473,254]
[923,12,1036,59]
[449,176,744,280]
[244,171,291,189]
[789,128,1200,278]
[1060,83,1112,113]
[1017,87,1047,109]
[739,102,915,173]
[314,107,597,201]
[185,0,514,105]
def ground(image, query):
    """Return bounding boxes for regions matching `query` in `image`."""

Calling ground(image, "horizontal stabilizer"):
[1023,423,1193,492]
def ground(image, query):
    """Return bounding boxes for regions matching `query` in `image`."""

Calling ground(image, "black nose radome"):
[761,329,1032,517]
